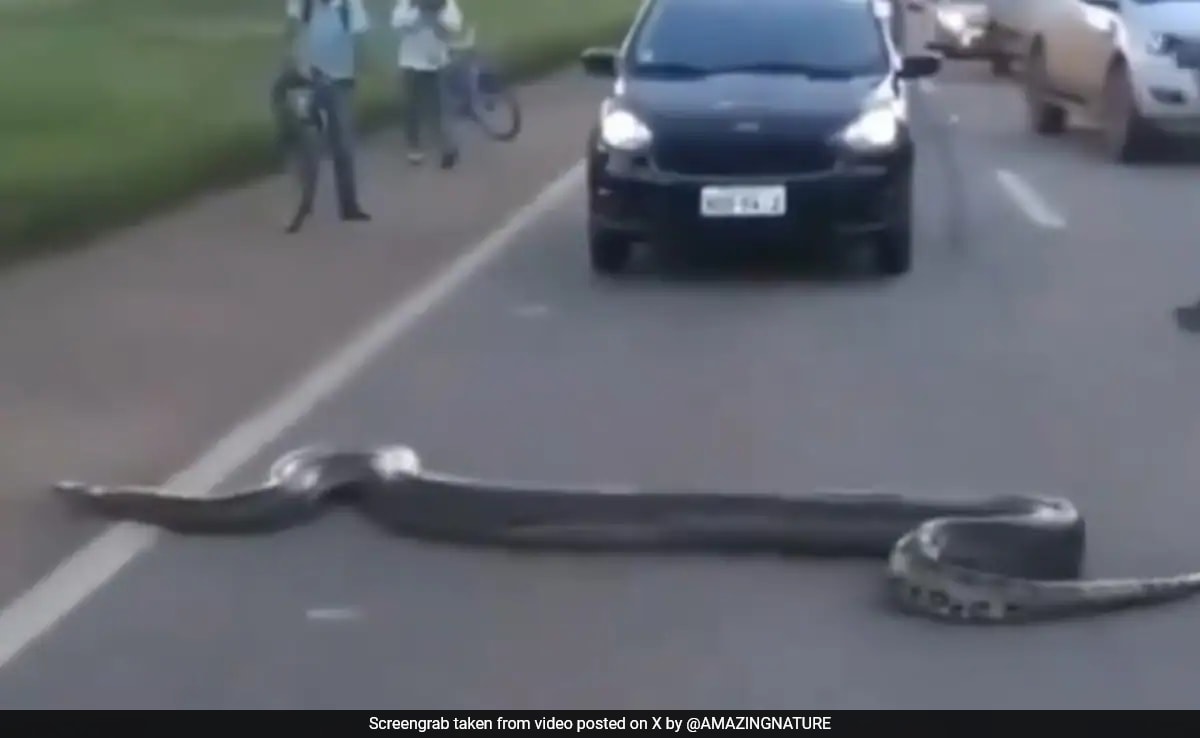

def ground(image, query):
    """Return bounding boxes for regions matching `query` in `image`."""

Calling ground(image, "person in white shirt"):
[392,0,463,168]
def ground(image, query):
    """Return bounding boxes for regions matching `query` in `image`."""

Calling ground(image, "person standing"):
[282,0,373,223]
[392,0,463,169]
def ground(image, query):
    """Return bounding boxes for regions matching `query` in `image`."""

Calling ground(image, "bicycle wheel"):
[466,60,521,141]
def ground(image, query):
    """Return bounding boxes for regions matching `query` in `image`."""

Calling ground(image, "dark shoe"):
[440,150,459,169]
[285,206,312,234]
[341,209,371,222]
[1175,301,1200,333]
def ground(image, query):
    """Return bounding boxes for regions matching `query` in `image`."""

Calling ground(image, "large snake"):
[52,444,1200,624]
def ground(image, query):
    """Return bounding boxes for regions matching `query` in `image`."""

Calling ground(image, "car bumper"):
[1132,55,1200,129]
[588,150,912,248]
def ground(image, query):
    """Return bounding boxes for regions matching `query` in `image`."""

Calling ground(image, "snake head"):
[265,443,420,494]
[369,445,421,480]
[267,446,335,492]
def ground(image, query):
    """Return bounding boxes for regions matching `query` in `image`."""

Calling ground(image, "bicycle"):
[442,26,522,141]
[270,67,330,233]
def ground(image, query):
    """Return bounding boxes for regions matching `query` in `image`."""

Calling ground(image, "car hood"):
[1125,2,1200,34]
[619,73,890,134]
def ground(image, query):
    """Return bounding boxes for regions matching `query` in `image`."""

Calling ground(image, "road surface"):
[4,53,1200,708]
[0,68,605,616]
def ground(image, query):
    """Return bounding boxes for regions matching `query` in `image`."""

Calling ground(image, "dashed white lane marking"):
[306,607,363,622]
[512,303,550,319]
[0,160,586,672]
[994,168,1067,229]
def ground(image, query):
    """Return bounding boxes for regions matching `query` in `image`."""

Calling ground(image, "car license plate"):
[699,186,786,217]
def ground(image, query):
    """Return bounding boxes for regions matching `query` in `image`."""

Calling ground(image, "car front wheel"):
[1024,44,1066,135]
[588,222,633,275]
[1101,62,1156,163]
[876,225,912,276]
[875,181,913,276]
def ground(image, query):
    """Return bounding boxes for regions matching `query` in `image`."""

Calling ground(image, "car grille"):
[652,137,837,176]
[1173,36,1200,68]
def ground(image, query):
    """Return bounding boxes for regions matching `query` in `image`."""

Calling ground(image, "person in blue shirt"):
[280,0,373,227]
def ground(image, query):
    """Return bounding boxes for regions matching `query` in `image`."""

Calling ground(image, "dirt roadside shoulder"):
[0,69,606,610]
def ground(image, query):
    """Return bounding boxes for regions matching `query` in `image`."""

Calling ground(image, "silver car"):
[1023,0,1200,161]
[923,0,1012,74]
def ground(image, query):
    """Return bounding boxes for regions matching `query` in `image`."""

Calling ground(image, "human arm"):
[392,0,421,32]
[346,0,371,34]
[436,0,463,37]
[346,0,371,70]
[282,0,303,70]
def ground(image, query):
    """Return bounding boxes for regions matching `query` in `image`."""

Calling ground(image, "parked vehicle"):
[579,0,940,276]
[924,0,1012,76]
[978,0,1045,75]
[1017,0,1200,161]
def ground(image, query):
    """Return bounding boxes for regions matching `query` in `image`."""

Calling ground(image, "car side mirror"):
[898,54,941,78]
[581,47,619,78]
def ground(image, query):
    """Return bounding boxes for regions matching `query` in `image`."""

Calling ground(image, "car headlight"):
[936,8,968,32]
[599,102,652,151]
[838,106,901,151]
[1146,32,1175,55]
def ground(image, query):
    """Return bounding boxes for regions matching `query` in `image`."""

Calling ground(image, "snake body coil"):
[53,444,1200,624]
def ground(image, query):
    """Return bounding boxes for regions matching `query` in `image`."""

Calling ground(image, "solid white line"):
[994,168,1067,230]
[0,160,585,671]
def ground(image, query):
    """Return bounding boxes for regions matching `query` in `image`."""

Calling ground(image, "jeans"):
[272,69,364,217]
[402,67,456,156]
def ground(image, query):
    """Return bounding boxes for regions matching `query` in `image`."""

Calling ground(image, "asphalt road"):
[5,53,1200,708]
[0,65,608,617]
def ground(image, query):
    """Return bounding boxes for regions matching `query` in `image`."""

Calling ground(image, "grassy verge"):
[0,0,638,266]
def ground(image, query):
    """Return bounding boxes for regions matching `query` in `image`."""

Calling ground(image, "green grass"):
[0,0,638,264]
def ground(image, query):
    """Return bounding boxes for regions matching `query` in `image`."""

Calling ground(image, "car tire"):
[1100,62,1155,163]
[875,181,913,276]
[1024,44,1066,135]
[588,223,633,275]
[877,226,912,276]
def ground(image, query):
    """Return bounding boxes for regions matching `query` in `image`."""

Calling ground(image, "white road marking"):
[0,160,585,672]
[306,607,362,622]
[994,169,1067,229]
[918,78,937,93]
[512,303,550,319]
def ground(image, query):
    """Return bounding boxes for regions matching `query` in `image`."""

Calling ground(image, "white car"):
[1023,0,1200,161]
[926,1,1011,75]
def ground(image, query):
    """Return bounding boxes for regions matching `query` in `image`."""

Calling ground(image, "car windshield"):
[628,0,890,78]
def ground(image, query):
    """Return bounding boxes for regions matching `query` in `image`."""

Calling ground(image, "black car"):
[580,0,940,275]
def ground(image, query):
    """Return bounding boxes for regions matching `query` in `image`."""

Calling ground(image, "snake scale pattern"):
[52,444,1200,624]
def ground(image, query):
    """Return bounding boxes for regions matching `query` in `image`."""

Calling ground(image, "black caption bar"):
[369,714,833,732]
[0,710,1174,729]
